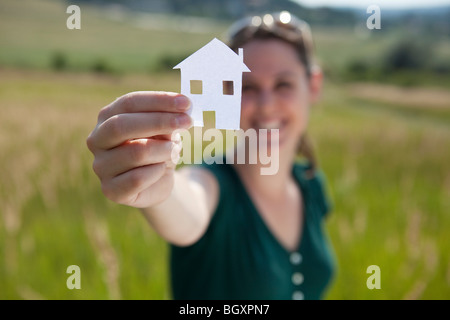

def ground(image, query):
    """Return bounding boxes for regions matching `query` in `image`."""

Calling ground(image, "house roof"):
[173,38,250,73]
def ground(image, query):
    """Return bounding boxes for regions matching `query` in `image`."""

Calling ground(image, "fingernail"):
[174,96,190,111]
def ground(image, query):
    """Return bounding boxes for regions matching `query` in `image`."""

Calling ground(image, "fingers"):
[98,91,191,123]
[93,138,181,179]
[88,112,191,151]
[126,170,175,208]
[101,162,167,206]
[86,91,188,208]
[87,91,191,152]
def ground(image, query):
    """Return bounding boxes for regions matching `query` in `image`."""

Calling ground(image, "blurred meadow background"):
[0,0,449,299]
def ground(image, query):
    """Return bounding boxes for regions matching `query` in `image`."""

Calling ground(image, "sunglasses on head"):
[227,11,314,73]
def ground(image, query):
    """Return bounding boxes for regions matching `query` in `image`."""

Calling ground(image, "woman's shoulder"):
[293,162,328,188]
[180,162,238,209]
[189,162,235,187]
[293,161,333,218]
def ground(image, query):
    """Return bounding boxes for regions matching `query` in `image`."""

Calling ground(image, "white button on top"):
[290,252,302,265]
[292,291,304,300]
[292,272,304,285]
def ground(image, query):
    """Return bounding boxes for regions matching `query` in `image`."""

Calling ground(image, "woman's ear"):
[308,65,323,105]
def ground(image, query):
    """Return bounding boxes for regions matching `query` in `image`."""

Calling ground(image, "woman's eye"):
[276,82,292,90]
[242,85,258,93]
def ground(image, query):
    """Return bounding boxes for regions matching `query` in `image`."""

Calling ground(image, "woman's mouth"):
[253,119,286,131]
[252,118,287,146]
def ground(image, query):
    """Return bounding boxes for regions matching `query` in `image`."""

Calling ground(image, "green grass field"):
[1,0,449,299]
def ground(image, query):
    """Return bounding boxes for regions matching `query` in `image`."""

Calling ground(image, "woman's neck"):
[230,144,296,200]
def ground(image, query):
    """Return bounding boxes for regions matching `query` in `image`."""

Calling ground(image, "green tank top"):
[170,162,336,300]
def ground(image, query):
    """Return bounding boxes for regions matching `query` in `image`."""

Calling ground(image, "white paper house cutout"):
[173,38,250,130]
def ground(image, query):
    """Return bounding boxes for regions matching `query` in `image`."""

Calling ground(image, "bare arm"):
[141,166,219,246]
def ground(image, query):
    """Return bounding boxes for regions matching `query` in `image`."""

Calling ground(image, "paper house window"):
[223,80,234,95]
[190,80,203,94]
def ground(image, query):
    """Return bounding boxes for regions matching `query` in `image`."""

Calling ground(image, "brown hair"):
[227,11,318,177]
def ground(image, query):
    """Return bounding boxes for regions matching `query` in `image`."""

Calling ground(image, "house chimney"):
[238,48,244,62]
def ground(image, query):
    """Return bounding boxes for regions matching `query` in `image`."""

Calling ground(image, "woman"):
[86,11,335,300]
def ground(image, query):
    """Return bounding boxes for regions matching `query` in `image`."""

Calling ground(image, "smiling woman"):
[87,11,336,300]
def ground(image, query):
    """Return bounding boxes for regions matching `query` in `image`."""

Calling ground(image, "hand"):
[86,91,192,208]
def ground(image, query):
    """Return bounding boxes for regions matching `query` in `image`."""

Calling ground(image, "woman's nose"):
[257,90,277,113]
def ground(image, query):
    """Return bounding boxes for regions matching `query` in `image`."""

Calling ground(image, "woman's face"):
[240,38,320,156]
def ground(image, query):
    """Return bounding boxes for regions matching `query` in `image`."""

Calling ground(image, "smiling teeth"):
[258,120,281,130]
